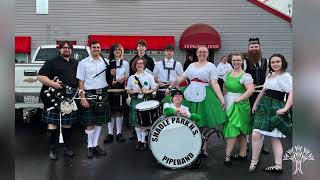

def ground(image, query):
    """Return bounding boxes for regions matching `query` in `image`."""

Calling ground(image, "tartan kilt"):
[129,97,145,127]
[253,95,291,134]
[80,95,111,126]
[42,109,79,126]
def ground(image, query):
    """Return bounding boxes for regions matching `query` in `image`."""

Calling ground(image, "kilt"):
[80,91,111,126]
[253,95,291,135]
[128,97,144,127]
[42,109,79,126]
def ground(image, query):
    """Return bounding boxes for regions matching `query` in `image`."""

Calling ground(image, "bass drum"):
[148,115,202,169]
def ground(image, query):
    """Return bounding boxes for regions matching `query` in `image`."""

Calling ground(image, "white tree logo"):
[283,145,315,174]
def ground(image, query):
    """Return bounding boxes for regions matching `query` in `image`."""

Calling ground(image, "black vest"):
[245,57,268,86]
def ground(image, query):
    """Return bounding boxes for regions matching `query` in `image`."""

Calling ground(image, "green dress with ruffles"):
[223,73,252,138]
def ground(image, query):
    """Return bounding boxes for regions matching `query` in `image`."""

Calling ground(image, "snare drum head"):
[149,116,202,169]
[135,100,160,111]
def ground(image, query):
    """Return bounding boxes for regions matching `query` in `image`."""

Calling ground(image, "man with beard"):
[37,41,78,160]
[244,37,270,154]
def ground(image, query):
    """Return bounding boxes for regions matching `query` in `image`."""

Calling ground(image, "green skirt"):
[223,99,252,138]
[253,95,291,135]
[129,97,144,127]
[162,86,227,128]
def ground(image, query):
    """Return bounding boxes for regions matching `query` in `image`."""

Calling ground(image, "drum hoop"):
[135,100,160,111]
[148,115,202,169]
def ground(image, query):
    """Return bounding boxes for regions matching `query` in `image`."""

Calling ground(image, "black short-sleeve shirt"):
[38,56,78,95]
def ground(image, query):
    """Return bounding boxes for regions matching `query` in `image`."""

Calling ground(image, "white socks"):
[141,131,147,143]
[116,116,123,135]
[107,117,116,135]
[85,129,94,148]
[93,126,102,147]
[135,127,142,142]
[108,116,123,135]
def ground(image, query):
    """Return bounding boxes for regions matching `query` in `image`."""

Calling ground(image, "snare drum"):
[149,115,202,169]
[107,89,127,110]
[135,100,161,127]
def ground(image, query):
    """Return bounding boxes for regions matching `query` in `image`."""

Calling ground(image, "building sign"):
[184,44,220,49]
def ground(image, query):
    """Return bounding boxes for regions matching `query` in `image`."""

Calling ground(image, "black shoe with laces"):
[116,134,126,142]
[104,134,113,144]
[248,161,259,173]
[87,147,94,158]
[49,150,57,160]
[263,165,283,173]
[93,146,106,156]
[64,148,75,157]
[231,154,248,161]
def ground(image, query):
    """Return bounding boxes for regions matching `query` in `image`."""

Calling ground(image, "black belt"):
[265,89,286,102]
[85,87,108,95]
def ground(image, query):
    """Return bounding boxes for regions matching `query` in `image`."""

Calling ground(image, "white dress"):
[253,72,293,138]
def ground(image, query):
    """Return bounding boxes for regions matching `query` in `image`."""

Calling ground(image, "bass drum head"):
[149,116,202,169]
[135,100,160,111]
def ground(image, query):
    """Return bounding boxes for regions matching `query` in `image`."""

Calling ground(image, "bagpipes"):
[43,77,98,143]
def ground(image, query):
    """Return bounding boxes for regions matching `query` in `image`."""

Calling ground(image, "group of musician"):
[37,37,292,173]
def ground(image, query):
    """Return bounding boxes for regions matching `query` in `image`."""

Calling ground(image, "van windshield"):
[34,48,89,61]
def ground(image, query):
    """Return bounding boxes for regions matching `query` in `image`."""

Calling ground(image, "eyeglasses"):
[62,47,71,49]
[197,51,208,54]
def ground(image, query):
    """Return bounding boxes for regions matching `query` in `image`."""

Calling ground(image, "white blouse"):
[183,62,218,82]
[264,72,293,93]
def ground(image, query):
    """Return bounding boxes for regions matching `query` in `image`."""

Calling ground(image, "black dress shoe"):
[103,134,113,144]
[263,165,283,173]
[116,134,126,142]
[261,145,270,155]
[230,154,248,161]
[93,146,106,156]
[87,147,93,158]
[49,150,57,160]
[140,142,147,151]
[135,142,141,151]
[64,148,75,157]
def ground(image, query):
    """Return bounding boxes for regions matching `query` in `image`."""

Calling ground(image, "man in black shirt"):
[244,38,270,155]
[37,41,78,160]
[129,39,155,75]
